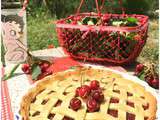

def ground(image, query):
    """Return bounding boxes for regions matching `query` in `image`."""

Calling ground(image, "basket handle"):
[76,0,125,16]
[76,0,102,16]
[18,0,29,17]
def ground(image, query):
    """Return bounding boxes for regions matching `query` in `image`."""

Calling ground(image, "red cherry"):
[145,75,153,82]
[46,64,54,73]
[145,75,159,89]
[69,98,81,111]
[22,64,31,74]
[135,64,144,73]
[147,79,152,86]
[78,85,91,98]
[71,21,77,25]
[75,87,81,96]
[91,90,104,103]
[90,80,100,90]
[151,78,159,89]
[87,98,100,112]
[40,62,50,72]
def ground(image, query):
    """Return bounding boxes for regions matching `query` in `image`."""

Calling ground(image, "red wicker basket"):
[56,0,149,65]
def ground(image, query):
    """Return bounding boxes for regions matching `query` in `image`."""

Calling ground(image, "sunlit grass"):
[137,18,159,64]
[27,13,58,51]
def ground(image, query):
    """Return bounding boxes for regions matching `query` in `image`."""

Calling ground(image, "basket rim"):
[55,13,148,32]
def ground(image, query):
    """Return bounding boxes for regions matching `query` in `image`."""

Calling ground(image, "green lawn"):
[27,14,158,64]
[27,15,58,51]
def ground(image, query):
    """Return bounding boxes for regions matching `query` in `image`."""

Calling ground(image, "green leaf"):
[126,33,137,40]
[32,65,41,80]
[87,21,94,25]
[1,39,6,66]
[127,17,138,24]
[82,17,91,25]
[52,39,59,48]
[138,71,145,81]
[82,17,97,25]
[3,64,20,81]
[92,17,98,24]
[112,21,123,26]
[10,64,20,77]
[66,19,72,23]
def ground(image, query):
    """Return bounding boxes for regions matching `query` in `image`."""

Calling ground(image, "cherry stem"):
[150,64,156,78]
[80,71,84,87]
[80,68,86,87]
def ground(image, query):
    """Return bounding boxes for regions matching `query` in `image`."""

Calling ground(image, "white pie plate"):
[18,65,159,120]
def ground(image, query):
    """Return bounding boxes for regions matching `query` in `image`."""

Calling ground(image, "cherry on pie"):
[20,67,157,120]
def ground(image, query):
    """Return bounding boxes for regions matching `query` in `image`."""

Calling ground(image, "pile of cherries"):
[135,63,159,89]
[22,61,53,80]
[69,80,104,112]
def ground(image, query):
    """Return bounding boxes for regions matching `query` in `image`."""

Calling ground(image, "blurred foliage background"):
[27,0,159,18]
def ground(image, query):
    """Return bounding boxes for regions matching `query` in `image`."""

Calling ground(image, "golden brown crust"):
[20,67,157,120]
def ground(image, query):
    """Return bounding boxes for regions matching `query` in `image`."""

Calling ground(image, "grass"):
[27,10,59,51]
[27,12,159,64]
[137,19,159,65]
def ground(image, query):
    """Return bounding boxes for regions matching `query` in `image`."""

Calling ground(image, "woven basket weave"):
[55,0,148,65]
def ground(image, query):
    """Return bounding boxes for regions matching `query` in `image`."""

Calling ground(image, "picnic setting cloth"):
[1,57,131,120]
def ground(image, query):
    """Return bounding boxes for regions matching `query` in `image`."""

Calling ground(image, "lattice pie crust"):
[20,67,157,120]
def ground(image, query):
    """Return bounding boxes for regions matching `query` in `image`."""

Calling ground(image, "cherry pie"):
[20,67,157,120]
